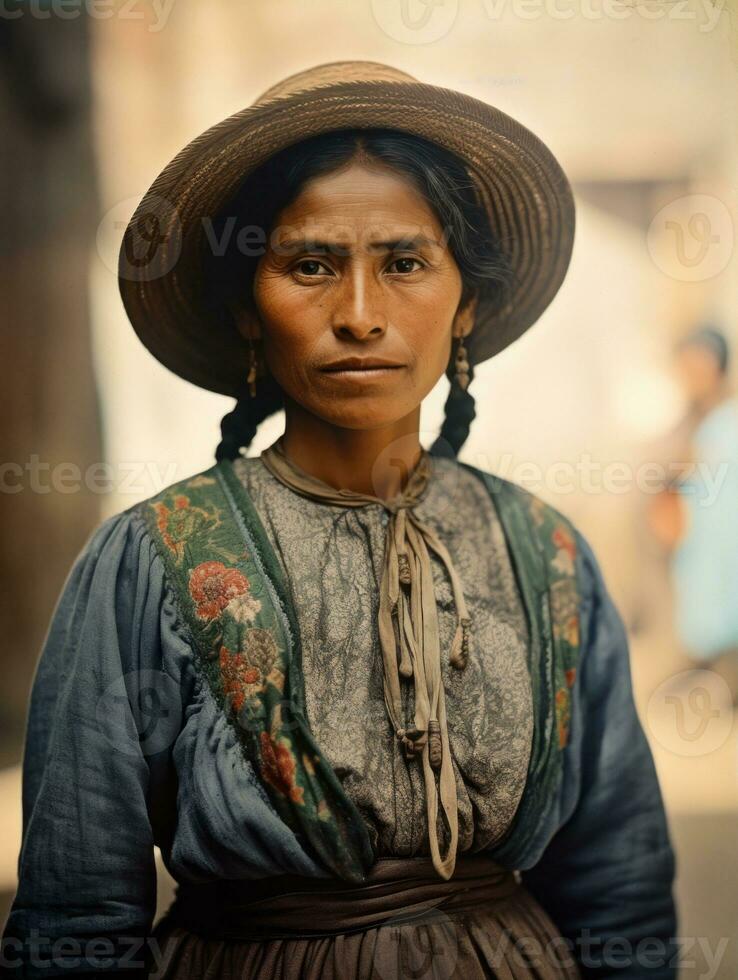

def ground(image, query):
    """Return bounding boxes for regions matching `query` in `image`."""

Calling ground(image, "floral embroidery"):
[219,643,272,711]
[260,731,305,805]
[242,627,279,675]
[137,462,377,883]
[522,501,580,752]
[217,630,280,712]
[317,798,331,821]
[528,495,547,528]
[189,561,251,621]
[551,528,575,576]
[548,526,579,749]
[154,494,215,558]
[552,525,575,560]
[555,687,571,748]
[225,591,262,624]
[563,618,579,647]
[550,578,579,648]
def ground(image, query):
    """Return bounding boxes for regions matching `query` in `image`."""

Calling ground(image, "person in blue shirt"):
[665,326,738,701]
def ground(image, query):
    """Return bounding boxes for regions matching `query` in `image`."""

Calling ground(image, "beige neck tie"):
[259,436,471,880]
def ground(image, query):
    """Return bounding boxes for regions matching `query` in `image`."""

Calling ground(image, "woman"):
[3,62,678,979]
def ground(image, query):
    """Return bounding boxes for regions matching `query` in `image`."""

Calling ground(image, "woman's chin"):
[310,400,417,432]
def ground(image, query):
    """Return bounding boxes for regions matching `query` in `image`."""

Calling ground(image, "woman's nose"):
[331,267,387,341]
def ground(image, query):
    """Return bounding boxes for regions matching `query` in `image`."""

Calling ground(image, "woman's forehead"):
[282,162,434,212]
[268,227,450,256]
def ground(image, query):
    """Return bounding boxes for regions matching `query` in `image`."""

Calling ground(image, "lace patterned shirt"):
[232,452,533,857]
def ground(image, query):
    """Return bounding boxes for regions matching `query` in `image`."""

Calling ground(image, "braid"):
[429,361,476,460]
[215,375,284,462]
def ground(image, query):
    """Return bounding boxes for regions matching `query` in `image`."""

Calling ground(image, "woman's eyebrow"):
[274,234,442,254]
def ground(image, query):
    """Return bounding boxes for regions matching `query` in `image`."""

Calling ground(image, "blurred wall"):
[0,14,101,761]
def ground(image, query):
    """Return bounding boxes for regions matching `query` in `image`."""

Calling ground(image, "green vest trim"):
[135,460,376,883]
[134,457,580,879]
[460,464,580,863]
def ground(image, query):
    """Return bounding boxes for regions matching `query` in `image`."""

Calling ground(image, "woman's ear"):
[451,292,478,340]
[228,303,263,343]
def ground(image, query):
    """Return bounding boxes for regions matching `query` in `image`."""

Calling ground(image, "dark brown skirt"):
[146,854,581,979]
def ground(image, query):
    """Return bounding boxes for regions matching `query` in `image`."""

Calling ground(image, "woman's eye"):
[388,257,423,274]
[294,259,332,277]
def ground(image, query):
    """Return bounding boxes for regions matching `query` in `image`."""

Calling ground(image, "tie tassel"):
[449,616,472,670]
[391,597,414,679]
[428,719,443,769]
[398,552,412,586]
[397,726,426,760]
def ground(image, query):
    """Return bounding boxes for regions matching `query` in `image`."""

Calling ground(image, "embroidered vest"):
[132,458,580,883]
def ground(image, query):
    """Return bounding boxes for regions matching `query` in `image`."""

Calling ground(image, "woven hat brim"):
[118,79,575,397]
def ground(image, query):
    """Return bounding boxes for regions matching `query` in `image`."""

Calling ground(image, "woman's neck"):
[278,408,424,500]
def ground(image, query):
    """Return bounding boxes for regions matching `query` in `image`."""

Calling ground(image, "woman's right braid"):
[215,375,284,462]
[429,362,477,460]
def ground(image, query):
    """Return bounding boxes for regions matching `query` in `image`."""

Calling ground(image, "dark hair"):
[677,324,730,375]
[204,127,517,462]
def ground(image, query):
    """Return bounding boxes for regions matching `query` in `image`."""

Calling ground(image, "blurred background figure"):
[648,326,738,702]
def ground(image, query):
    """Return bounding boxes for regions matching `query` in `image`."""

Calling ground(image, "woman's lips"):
[319,365,406,381]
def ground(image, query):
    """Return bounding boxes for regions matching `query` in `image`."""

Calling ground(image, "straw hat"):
[118,60,575,398]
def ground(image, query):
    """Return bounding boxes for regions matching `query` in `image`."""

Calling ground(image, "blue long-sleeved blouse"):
[1,458,679,979]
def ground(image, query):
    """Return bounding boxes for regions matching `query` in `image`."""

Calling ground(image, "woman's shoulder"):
[59,461,225,619]
[69,504,156,577]
[119,460,244,568]
[456,457,573,526]
[456,457,601,604]
[122,462,224,516]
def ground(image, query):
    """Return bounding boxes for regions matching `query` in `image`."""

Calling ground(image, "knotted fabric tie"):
[259,437,472,881]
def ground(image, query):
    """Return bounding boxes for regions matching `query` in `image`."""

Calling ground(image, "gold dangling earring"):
[246,335,258,398]
[454,335,470,391]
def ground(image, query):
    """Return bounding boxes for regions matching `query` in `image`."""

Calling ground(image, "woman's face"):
[246,159,472,431]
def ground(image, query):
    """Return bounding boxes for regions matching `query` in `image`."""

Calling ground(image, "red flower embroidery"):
[552,525,576,560]
[564,616,579,647]
[218,645,264,712]
[565,666,577,687]
[260,731,305,805]
[555,687,571,748]
[153,495,214,556]
[189,561,250,621]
